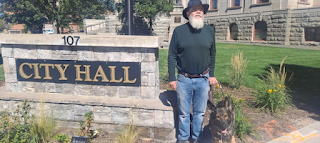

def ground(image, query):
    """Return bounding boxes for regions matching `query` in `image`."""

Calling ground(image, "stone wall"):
[205,7,320,47]
[0,34,176,142]
[1,44,160,99]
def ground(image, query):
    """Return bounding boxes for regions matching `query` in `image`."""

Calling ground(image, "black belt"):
[180,69,209,78]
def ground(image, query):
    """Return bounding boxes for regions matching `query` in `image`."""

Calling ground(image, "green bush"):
[254,57,293,113]
[0,100,35,142]
[53,134,71,143]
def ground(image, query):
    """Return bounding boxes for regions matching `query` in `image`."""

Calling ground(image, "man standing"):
[167,0,218,142]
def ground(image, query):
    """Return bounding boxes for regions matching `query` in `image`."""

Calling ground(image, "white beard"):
[189,15,204,30]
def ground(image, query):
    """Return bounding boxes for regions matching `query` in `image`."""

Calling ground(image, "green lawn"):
[159,43,320,105]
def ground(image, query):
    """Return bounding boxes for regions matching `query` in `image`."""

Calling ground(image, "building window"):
[305,27,320,42]
[229,23,238,40]
[256,0,269,4]
[210,0,218,9]
[299,0,308,2]
[231,0,241,7]
[254,21,267,41]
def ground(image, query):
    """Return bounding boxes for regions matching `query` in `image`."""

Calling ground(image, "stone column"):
[168,0,186,43]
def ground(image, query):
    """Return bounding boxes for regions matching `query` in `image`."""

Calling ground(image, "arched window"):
[254,21,267,41]
[229,23,238,40]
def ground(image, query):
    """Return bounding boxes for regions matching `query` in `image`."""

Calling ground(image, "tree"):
[0,0,47,33]
[0,0,113,34]
[116,0,173,35]
[0,19,6,32]
[134,0,173,31]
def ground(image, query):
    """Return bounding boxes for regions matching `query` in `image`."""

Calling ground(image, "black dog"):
[207,85,236,143]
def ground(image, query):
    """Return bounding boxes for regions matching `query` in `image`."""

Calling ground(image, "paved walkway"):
[267,121,320,143]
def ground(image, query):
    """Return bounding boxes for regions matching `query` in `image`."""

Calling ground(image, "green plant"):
[116,109,140,143]
[76,111,97,141]
[227,51,248,89]
[30,98,58,143]
[228,95,254,139]
[53,134,71,143]
[254,57,293,113]
[0,99,34,142]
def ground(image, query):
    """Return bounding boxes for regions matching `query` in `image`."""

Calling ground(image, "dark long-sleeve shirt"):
[168,22,216,82]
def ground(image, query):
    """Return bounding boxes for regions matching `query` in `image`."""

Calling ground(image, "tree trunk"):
[149,17,153,35]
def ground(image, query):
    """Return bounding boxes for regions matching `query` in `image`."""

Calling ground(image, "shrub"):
[53,134,71,143]
[0,100,34,142]
[30,98,58,143]
[116,109,139,143]
[254,57,293,113]
[227,51,248,89]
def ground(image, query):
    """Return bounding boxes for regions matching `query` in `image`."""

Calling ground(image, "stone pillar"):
[168,0,186,43]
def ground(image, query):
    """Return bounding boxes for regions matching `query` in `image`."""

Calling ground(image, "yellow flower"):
[273,89,277,92]
[278,84,282,87]
[216,84,220,88]
[283,85,285,88]
[268,89,272,93]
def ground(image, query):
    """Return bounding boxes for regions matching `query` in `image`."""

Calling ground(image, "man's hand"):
[209,77,218,85]
[169,81,177,90]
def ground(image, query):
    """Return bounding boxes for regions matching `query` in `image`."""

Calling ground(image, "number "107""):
[62,36,80,46]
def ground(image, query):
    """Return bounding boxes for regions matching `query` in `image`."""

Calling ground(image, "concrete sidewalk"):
[267,121,320,143]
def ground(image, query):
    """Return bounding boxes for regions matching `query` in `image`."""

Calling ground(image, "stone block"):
[52,45,77,55]
[74,105,93,121]
[154,110,175,128]
[141,52,156,62]
[141,86,156,99]
[94,47,121,61]
[46,82,57,93]
[118,86,140,98]
[92,85,118,97]
[141,62,157,72]
[5,73,17,83]
[5,82,18,92]
[51,104,74,120]
[133,109,155,127]
[13,45,37,59]
[1,46,13,58]
[74,84,92,96]
[120,52,141,62]
[61,83,75,95]
[141,75,148,86]
[18,81,35,93]
[148,73,156,86]
[111,107,130,124]
[77,49,94,61]
[35,82,46,93]
[93,106,113,123]
[37,45,53,59]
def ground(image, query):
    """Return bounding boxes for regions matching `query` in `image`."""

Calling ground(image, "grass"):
[159,43,320,105]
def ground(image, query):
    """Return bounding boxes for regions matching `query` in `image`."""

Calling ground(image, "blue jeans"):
[176,73,209,141]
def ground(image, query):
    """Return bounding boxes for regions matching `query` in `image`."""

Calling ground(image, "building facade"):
[192,0,320,46]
